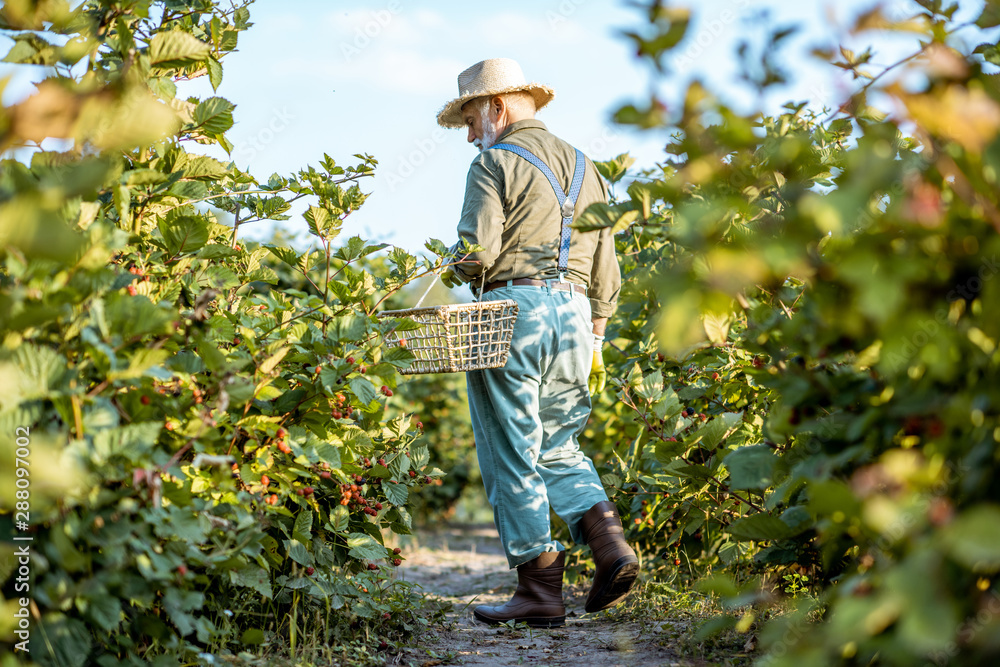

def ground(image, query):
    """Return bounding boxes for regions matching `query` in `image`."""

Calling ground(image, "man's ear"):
[491,95,506,120]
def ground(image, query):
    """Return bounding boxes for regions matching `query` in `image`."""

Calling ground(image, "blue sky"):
[1,0,991,255]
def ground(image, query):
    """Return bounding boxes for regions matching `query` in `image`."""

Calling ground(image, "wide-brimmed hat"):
[437,58,555,128]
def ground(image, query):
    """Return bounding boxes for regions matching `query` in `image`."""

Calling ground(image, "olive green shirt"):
[450,120,621,318]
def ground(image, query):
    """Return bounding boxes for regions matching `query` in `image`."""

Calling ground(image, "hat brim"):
[437,83,555,128]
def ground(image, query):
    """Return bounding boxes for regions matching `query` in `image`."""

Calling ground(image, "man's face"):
[462,98,500,152]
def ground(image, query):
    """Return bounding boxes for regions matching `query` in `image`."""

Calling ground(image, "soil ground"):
[392,523,687,667]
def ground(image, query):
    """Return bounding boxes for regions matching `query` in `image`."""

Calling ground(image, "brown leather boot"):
[473,551,565,628]
[580,501,639,612]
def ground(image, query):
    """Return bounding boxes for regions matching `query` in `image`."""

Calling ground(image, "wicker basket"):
[377,300,519,374]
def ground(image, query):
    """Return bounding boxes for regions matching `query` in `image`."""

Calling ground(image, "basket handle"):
[415,268,487,307]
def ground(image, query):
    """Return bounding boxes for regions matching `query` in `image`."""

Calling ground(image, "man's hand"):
[588,350,606,396]
[440,269,462,289]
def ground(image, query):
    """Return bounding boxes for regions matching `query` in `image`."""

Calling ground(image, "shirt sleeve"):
[588,172,621,318]
[451,155,505,283]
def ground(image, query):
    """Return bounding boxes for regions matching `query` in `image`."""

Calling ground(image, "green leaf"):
[977,3,1000,28]
[331,505,350,532]
[158,215,209,255]
[347,533,388,561]
[207,54,223,91]
[389,453,410,482]
[241,628,265,645]
[574,202,639,233]
[383,479,408,506]
[349,376,377,406]
[230,565,273,599]
[285,538,314,566]
[265,243,301,268]
[724,445,779,490]
[149,30,210,67]
[593,152,635,184]
[163,588,204,636]
[690,412,743,450]
[197,338,229,373]
[331,314,367,343]
[193,96,235,135]
[114,183,130,230]
[293,508,313,543]
[943,505,1000,571]
[410,445,430,469]
[37,618,92,667]
[108,347,170,381]
[259,346,289,375]
[726,514,794,542]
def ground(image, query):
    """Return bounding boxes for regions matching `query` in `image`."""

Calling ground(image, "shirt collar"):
[496,119,548,142]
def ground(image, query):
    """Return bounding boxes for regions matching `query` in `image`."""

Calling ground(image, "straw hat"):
[437,58,555,128]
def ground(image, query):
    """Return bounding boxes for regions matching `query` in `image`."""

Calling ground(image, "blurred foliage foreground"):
[563,1,1000,665]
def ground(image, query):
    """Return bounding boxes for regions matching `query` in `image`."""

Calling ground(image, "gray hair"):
[473,91,537,120]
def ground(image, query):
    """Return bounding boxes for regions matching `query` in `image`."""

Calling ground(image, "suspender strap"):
[490,142,586,273]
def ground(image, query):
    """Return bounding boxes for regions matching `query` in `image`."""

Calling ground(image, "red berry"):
[266,494,278,505]
[261,475,270,487]
[177,564,188,576]
[346,357,355,364]
[358,365,367,374]
[377,458,386,466]
[164,422,174,431]
[127,285,138,296]
[367,563,378,570]
[276,428,287,438]
[392,558,402,566]
[278,442,292,454]
[381,385,389,394]
[409,470,416,478]
[235,245,242,251]
[296,488,304,496]
[393,547,402,555]
[378,641,388,651]
[382,612,391,620]
[140,395,150,405]
[674,558,681,566]
[375,503,383,510]
[416,422,424,429]
[233,337,241,345]
[303,486,314,496]
[320,471,332,479]
[634,518,641,525]
[712,372,720,381]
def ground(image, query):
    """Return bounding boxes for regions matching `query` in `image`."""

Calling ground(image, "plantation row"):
[1,1,1000,666]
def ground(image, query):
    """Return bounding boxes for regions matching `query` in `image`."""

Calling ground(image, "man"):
[437,58,638,628]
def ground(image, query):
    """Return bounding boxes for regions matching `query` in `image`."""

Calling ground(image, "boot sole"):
[472,609,566,628]
[585,556,639,613]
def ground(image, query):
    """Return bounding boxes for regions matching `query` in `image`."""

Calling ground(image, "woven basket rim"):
[378,299,517,319]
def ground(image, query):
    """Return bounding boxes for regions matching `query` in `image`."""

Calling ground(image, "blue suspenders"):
[489,142,586,274]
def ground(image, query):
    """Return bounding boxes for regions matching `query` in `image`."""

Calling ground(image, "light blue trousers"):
[467,284,609,568]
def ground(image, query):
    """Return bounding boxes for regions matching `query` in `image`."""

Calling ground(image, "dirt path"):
[393,524,683,667]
